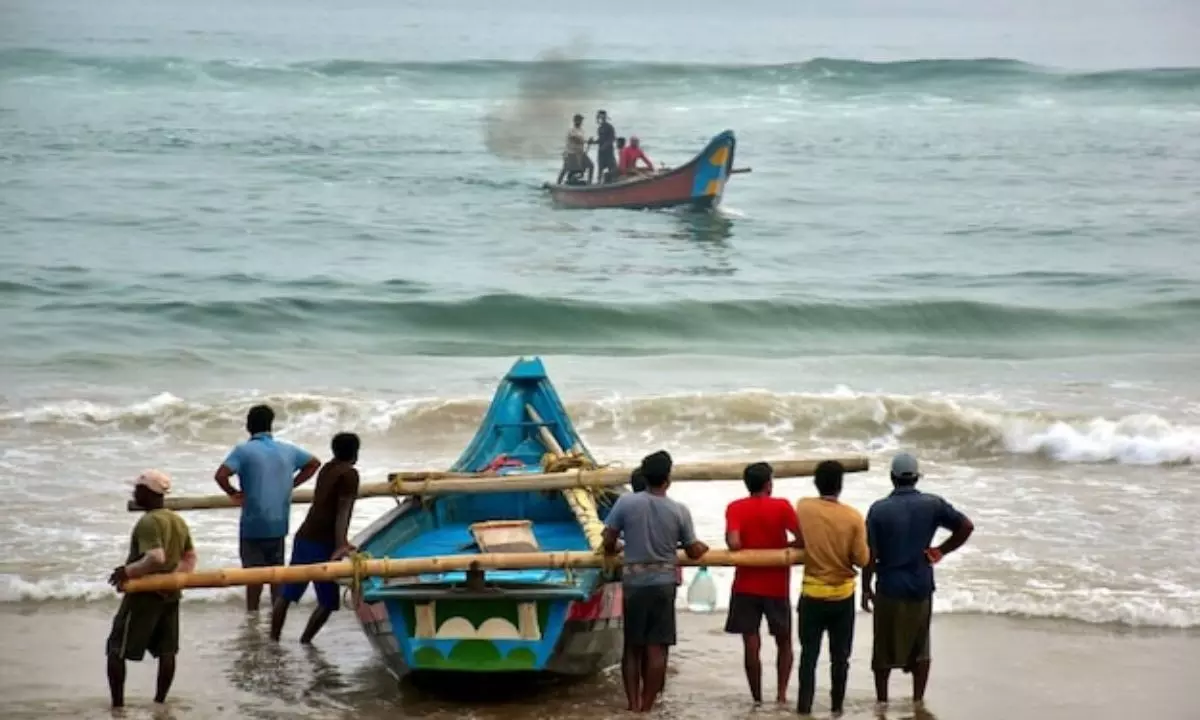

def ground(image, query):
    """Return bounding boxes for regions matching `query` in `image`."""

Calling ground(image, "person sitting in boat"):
[556,113,593,185]
[619,135,655,178]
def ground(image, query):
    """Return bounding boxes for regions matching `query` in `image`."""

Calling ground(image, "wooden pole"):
[130,456,869,512]
[523,403,607,554]
[122,548,805,594]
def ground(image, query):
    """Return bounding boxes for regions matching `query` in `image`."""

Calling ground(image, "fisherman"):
[106,470,197,709]
[270,432,362,644]
[628,466,683,674]
[214,404,320,612]
[603,450,709,713]
[618,136,655,177]
[723,462,803,705]
[862,453,975,710]
[794,460,870,717]
[591,109,618,183]
[556,113,593,185]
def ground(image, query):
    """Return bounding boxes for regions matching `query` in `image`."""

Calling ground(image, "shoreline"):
[1,602,1194,720]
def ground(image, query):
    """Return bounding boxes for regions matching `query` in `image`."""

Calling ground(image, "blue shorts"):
[281,538,340,611]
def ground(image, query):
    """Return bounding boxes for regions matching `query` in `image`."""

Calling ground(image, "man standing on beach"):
[723,461,803,705]
[215,404,320,612]
[603,450,709,713]
[862,453,974,709]
[794,460,870,717]
[271,432,361,644]
[106,470,197,709]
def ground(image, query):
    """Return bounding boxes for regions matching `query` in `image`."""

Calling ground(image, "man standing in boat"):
[214,404,321,612]
[270,432,361,644]
[591,110,618,183]
[724,462,803,706]
[556,113,593,185]
[603,450,709,713]
[106,470,197,709]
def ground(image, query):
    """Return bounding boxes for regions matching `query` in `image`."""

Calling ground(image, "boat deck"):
[375,520,592,588]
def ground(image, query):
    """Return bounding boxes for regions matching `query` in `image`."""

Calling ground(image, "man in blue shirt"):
[861,453,974,710]
[214,405,320,611]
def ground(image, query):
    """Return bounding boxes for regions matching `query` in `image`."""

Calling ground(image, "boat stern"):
[354,574,623,678]
[688,130,736,208]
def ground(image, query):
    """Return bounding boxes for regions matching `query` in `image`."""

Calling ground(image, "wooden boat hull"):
[545,130,737,210]
[350,358,625,680]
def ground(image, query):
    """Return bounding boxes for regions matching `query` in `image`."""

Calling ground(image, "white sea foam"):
[3,388,1196,466]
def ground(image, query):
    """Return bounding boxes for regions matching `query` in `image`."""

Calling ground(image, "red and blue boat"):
[544,129,745,210]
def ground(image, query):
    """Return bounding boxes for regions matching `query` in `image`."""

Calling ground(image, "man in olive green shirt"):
[106,470,197,709]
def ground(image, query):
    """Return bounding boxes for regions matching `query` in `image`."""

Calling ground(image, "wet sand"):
[1,602,1195,720]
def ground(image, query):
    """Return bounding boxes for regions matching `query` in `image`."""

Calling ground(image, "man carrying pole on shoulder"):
[106,470,197,709]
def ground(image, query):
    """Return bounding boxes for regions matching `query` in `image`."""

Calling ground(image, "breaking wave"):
[3,389,1196,466]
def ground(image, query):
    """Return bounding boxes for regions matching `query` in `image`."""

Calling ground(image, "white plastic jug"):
[686,566,718,613]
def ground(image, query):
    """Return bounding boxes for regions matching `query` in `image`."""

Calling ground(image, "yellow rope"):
[350,550,372,598]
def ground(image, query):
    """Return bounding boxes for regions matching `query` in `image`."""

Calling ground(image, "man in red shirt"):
[618,136,655,177]
[725,462,804,705]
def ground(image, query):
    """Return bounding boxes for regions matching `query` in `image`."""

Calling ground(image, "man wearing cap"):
[214,404,321,612]
[861,453,974,709]
[603,450,709,713]
[106,470,197,709]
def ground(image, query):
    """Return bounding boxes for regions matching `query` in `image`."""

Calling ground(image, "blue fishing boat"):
[350,357,625,679]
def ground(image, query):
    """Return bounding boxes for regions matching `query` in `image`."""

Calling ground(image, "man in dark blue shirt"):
[591,110,618,183]
[861,453,974,710]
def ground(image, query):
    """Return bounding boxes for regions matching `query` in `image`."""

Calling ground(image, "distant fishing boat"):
[350,357,625,679]
[543,130,749,210]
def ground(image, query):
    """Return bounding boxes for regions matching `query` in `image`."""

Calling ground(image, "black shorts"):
[106,593,180,661]
[239,537,285,568]
[724,592,792,637]
[623,583,677,647]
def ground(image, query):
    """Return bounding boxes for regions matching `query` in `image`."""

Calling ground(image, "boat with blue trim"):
[350,357,625,679]
[543,130,746,210]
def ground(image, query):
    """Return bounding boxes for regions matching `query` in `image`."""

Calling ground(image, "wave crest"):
[5,48,1199,93]
[3,389,1195,466]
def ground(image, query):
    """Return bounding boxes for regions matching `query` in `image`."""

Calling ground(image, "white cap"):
[134,469,172,495]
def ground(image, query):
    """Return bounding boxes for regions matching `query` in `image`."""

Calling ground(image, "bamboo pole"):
[123,548,805,594]
[130,456,869,511]
[524,403,606,554]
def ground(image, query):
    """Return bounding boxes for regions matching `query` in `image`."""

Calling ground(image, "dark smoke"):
[482,45,606,162]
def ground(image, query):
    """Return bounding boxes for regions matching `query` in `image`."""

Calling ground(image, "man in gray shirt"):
[603,450,709,713]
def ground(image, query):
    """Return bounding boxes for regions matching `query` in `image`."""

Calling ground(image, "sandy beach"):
[5,1,1200,719]
[2,601,1194,720]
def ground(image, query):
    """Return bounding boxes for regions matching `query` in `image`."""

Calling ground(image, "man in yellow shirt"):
[793,460,870,716]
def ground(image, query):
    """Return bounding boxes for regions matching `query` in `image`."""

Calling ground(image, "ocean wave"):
[3,389,1196,466]
[24,294,1200,351]
[4,48,1198,94]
